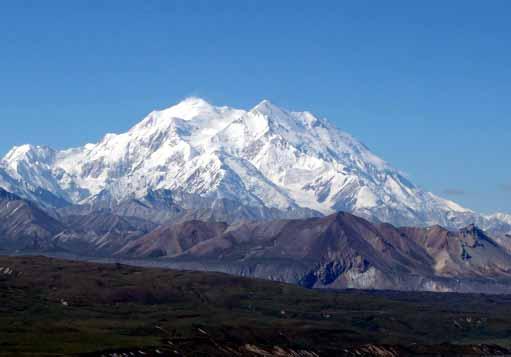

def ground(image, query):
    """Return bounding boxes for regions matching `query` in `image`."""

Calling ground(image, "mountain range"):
[120,213,511,293]
[2,187,511,293]
[1,97,511,293]
[1,97,510,234]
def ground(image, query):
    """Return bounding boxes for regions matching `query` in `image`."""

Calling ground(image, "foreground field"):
[1,256,511,356]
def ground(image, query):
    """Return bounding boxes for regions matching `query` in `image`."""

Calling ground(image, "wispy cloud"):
[443,188,466,196]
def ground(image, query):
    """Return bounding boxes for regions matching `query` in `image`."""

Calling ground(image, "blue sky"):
[0,1,510,213]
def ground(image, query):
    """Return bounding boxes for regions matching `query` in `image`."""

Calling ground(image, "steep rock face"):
[400,225,511,278]
[0,97,509,230]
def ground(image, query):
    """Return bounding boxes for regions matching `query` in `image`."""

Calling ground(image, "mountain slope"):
[0,187,156,254]
[0,166,69,209]
[56,212,158,255]
[118,212,511,293]
[0,188,64,250]
[120,220,229,258]
[1,97,509,230]
[1,183,510,294]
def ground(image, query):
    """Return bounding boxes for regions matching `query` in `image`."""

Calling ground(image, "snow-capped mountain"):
[0,97,509,233]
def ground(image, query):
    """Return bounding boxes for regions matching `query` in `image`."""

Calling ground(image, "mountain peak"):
[131,97,226,132]
[157,97,217,121]
[4,144,36,159]
[176,96,213,108]
[2,97,510,237]
[3,144,55,164]
[251,99,284,115]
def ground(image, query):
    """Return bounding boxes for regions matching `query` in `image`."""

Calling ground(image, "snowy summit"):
[0,97,509,233]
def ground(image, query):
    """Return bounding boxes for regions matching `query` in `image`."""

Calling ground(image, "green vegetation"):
[1,256,511,356]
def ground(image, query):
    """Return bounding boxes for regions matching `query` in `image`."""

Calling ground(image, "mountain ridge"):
[114,211,511,293]
[1,186,511,293]
[0,98,509,236]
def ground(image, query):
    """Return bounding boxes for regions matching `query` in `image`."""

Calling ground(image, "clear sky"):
[1,1,510,213]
